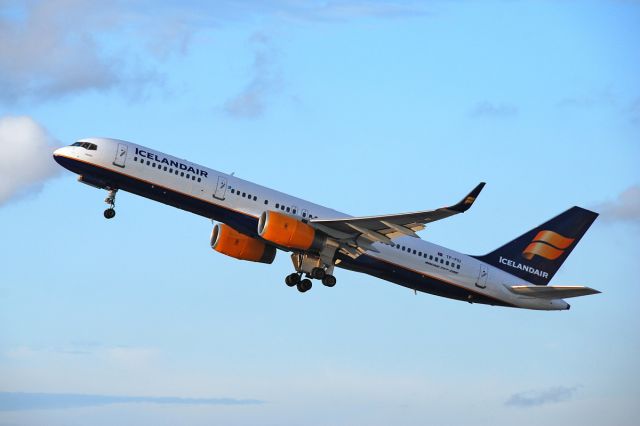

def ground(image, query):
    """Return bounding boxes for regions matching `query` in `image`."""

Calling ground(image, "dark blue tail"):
[473,206,598,285]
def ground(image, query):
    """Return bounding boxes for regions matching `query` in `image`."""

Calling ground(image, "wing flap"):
[507,285,601,299]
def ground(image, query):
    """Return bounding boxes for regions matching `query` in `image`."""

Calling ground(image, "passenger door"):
[213,176,228,200]
[113,143,128,168]
[475,264,488,289]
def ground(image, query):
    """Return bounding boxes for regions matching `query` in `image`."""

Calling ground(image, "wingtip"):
[451,182,486,212]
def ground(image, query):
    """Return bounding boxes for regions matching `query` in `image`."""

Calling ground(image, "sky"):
[0,0,639,425]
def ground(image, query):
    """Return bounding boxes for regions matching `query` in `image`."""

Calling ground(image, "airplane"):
[53,137,601,310]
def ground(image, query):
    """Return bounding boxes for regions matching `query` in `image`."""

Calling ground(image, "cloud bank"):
[594,185,640,224]
[0,392,264,411]
[505,386,578,408]
[0,1,426,105]
[0,0,201,104]
[0,116,60,206]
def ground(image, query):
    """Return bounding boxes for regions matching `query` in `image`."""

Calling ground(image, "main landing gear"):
[103,188,118,219]
[285,254,338,293]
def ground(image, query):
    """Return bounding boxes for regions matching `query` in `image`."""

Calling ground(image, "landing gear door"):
[475,264,488,289]
[213,176,228,200]
[113,143,128,168]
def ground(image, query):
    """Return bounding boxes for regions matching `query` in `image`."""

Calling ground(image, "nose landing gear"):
[103,188,118,219]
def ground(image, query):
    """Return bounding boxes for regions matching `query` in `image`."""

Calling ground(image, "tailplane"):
[474,206,598,285]
[506,285,600,299]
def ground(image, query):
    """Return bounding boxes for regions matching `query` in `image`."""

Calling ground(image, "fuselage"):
[53,137,570,310]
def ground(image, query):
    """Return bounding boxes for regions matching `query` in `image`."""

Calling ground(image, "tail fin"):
[474,206,598,285]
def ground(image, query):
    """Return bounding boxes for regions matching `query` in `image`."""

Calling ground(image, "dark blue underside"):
[60,156,512,307]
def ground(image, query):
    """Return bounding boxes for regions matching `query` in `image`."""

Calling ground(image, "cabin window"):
[457,264,461,269]
[264,200,268,205]
[253,196,257,201]
[286,207,290,212]
[164,166,168,171]
[192,176,196,181]
[231,189,235,194]
[175,170,178,175]
[186,174,190,179]
[275,203,279,208]
[302,212,306,217]
[180,172,184,177]
[292,209,297,214]
[446,261,449,266]
[429,255,433,260]
[413,250,417,255]
[197,177,201,182]
[242,192,246,197]
[418,251,422,257]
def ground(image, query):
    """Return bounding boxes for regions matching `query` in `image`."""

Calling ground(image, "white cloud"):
[505,386,579,408]
[0,0,200,103]
[0,0,122,102]
[470,101,519,118]
[0,116,60,206]
[103,346,159,368]
[224,32,282,119]
[594,185,640,224]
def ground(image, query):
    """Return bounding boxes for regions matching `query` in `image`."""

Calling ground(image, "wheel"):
[285,273,300,287]
[311,267,326,280]
[322,275,337,287]
[104,208,116,219]
[297,279,312,293]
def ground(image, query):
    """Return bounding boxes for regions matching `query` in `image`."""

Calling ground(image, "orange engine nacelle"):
[257,211,326,251]
[210,224,276,264]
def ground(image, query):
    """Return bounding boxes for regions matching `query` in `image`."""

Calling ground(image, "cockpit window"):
[72,142,97,150]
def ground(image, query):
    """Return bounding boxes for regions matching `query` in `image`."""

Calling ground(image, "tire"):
[104,208,116,219]
[322,275,337,287]
[297,279,312,293]
[285,273,299,287]
[311,267,325,280]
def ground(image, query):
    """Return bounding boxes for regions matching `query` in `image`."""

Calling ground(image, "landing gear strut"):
[103,188,118,219]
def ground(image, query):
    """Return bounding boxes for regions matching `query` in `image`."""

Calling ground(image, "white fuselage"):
[53,137,570,310]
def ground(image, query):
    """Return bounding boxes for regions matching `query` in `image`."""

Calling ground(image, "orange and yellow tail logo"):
[522,230,574,260]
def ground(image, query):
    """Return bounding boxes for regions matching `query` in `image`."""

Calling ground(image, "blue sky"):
[0,1,639,425]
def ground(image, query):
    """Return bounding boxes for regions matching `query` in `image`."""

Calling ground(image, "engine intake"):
[211,224,276,264]
[258,211,326,251]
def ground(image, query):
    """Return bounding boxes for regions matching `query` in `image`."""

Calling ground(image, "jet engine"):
[210,224,276,264]
[257,211,327,251]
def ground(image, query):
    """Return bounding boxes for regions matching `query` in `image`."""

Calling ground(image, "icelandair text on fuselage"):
[135,148,208,177]
[499,256,549,279]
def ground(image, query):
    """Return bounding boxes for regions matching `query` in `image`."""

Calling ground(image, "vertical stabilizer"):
[473,207,598,285]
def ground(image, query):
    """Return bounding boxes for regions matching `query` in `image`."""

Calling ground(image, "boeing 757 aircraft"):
[53,138,601,310]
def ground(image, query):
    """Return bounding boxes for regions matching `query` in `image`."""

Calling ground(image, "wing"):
[310,182,485,257]
[506,285,601,299]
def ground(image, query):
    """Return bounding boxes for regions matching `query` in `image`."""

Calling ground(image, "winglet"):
[450,182,485,213]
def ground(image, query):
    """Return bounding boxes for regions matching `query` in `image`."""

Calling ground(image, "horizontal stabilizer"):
[506,285,601,299]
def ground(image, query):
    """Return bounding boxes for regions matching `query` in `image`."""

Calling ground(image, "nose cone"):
[53,147,66,165]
